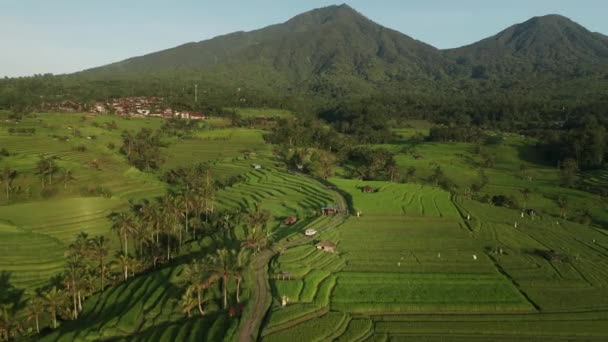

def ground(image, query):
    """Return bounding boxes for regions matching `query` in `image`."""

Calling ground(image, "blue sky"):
[1,0,607,77]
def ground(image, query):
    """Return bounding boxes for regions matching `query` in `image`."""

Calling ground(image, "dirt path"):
[238,178,347,342]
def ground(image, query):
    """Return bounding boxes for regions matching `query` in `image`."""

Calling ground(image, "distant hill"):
[3,5,608,114]
[82,4,449,94]
[445,15,608,78]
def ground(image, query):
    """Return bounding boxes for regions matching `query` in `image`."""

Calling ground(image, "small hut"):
[316,241,337,253]
[361,186,375,193]
[284,216,298,225]
[252,164,262,170]
[321,206,339,215]
[305,229,317,236]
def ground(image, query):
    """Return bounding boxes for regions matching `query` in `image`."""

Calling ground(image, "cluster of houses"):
[92,97,206,120]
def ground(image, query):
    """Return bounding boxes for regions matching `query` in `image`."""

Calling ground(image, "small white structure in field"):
[356,211,361,217]
[473,254,477,261]
[281,295,288,307]
[252,164,262,170]
[397,262,401,267]
[521,212,525,218]
[304,229,317,236]
[514,222,518,229]
[466,214,471,221]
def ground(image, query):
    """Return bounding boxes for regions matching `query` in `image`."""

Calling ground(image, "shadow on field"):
[0,271,25,310]
[516,144,554,167]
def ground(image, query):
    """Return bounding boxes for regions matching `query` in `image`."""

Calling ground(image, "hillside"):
[445,14,608,77]
[82,4,448,91]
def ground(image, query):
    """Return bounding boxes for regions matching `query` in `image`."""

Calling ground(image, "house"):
[321,206,339,215]
[361,186,375,193]
[305,229,317,236]
[189,112,206,120]
[316,241,337,253]
[284,216,298,225]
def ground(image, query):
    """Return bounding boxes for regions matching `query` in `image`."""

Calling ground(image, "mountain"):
[445,14,608,77]
[82,4,449,93]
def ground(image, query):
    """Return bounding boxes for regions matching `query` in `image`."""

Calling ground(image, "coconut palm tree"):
[64,252,83,319]
[88,236,109,291]
[42,287,65,329]
[0,166,17,201]
[116,252,130,281]
[181,259,215,316]
[60,168,75,190]
[233,249,248,304]
[212,248,236,309]
[109,211,136,256]
[0,304,21,341]
[179,287,197,318]
[24,297,44,334]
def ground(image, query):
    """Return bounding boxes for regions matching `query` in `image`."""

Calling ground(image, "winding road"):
[238,178,347,342]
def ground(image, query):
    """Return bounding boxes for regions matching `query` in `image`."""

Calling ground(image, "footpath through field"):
[238,176,348,342]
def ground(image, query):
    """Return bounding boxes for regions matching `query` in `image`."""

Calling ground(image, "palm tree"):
[233,249,248,304]
[179,287,197,318]
[109,211,136,255]
[0,304,21,341]
[88,236,109,291]
[181,259,215,316]
[43,287,65,329]
[116,252,130,281]
[64,252,83,319]
[24,297,44,334]
[212,249,236,309]
[60,168,75,190]
[0,166,17,201]
[36,155,59,188]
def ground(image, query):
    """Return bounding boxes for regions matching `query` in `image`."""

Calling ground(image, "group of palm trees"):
[179,248,246,317]
[1,164,275,340]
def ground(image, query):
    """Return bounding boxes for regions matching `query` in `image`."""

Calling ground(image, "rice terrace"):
[2,2,608,342]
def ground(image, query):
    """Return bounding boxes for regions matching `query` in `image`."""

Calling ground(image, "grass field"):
[3,113,608,340]
[225,107,294,119]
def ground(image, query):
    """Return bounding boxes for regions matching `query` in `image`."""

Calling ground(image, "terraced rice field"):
[261,175,608,340]
[39,266,240,342]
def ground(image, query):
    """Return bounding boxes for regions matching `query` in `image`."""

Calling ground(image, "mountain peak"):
[283,3,370,31]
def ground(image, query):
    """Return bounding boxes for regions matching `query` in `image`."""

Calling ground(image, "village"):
[89,96,206,120]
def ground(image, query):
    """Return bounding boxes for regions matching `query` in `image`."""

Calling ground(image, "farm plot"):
[163,129,270,169]
[329,178,461,219]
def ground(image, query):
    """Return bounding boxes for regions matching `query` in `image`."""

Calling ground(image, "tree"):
[43,287,65,329]
[36,155,59,189]
[181,259,215,316]
[0,167,17,201]
[309,150,337,179]
[560,158,578,188]
[60,168,75,190]
[0,304,21,341]
[557,196,568,219]
[405,166,416,182]
[24,297,44,334]
[179,287,197,318]
[116,252,130,282]
[243,206,272,254]
[109,211,136,256]
[520,188,531,210]
[212,249,236,309]
[88,236,109,291]
[233,249,247,303]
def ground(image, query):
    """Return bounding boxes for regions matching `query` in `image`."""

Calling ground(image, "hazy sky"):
[1,0,607,77]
